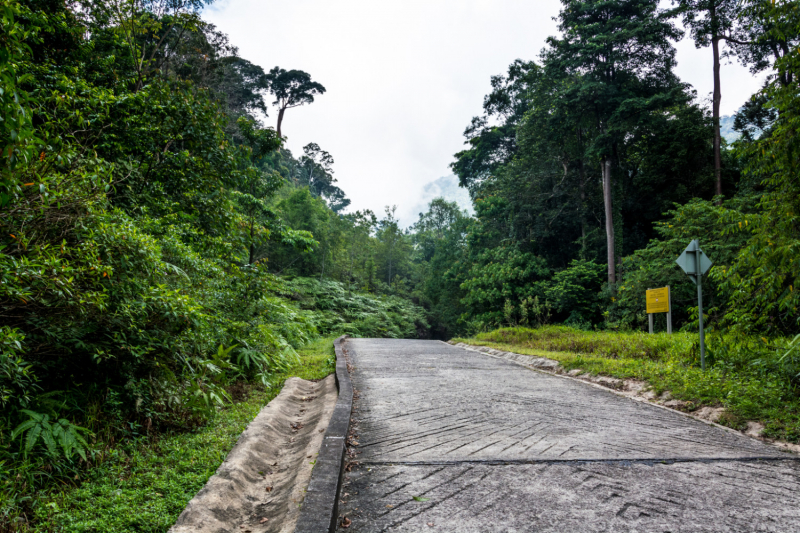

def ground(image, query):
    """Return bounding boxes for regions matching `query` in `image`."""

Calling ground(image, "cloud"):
[203,0,767,219]
[401,174,473,227]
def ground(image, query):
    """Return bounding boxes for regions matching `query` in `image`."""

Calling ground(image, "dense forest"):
[0,0,798,529]
[0,0,432,525]
[429,0,799,340]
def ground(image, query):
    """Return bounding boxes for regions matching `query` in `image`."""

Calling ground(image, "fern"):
[11,410,91,461]
[235,348,269,372]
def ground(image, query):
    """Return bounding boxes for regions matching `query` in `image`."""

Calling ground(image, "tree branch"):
[720,33,753,46]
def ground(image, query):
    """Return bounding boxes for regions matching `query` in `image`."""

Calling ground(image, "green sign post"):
[676,240,713,370]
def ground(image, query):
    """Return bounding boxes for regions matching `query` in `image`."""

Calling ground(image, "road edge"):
[295,335,353,533]
[445,340,800,457]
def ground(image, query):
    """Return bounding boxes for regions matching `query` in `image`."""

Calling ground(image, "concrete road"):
[336,339,800,532]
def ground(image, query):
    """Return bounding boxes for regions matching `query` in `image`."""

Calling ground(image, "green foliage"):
[439,0,721,334]
[374,206,413,287]
[451,60,535,190]
[31,341,336,533]
[287,277,428,339]
[0,327,36,408]
[267,187,337,276]
[0,2,425,528]
[777,334,800,384]
[295,143,349,212]
[426,0,798,339]
[612,197,753,328]
[460,247,550,328]
[544,260,605,325]
[0,0,41,181]
[713,1,800,336]
[264,67,326,137]
[3,0,799,527]
[411,198,470,338]
[11,411,89,461]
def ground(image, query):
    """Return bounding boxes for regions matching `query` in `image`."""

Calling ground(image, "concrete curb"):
[446,340,799,457]
[295,336,352,533]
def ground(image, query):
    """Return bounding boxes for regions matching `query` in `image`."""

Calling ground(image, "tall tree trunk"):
[579,164,587,260]
[601,158,615,286]
[711,3,723,200]
[577,129,587,260]
[248,219,255,265]
[277,106,286,138]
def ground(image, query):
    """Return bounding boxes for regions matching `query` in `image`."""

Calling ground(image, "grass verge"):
[453,327,800,443]
[28,337,337,533]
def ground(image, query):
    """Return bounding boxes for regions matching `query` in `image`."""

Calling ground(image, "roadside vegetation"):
[25,338,335,533]
[456,327,800,442]
[287,278,428,339]
[0,1,426,528]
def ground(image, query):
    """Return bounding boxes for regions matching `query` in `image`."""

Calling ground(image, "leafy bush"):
[611,197,754,330]
[0,327,36,408]
[460,246,550,328]
[11,411,89,461]
[285,277,429,339]
[543,259,605,325]
[31,339,337,533]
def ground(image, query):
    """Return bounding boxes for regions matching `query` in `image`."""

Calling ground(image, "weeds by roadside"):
[3,338,336,533]
[470,326,696,360]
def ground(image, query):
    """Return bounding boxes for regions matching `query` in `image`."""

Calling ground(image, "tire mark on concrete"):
[338,339,799,532]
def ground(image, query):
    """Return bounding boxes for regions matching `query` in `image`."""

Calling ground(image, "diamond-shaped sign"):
[676,240,712,283]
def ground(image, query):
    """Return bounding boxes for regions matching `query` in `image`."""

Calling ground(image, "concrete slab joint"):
[336,338,800,532]
[294,335,353,533]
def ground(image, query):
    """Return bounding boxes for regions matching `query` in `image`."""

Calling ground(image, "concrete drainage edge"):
[445,340,800,457]
[294,336,353,533]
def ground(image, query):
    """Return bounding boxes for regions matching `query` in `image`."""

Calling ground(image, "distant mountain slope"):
[404,174,473,226]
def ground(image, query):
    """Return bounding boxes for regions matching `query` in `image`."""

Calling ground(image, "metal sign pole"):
[693,241,706,370]
[666,285,672,334]
[676,240,712,370]
[645,287,669,333]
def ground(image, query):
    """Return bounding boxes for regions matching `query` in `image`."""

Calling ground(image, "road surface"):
[336,339,800,532]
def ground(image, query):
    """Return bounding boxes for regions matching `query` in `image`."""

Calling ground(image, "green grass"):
[28,337,337,533]
[454,327,800,443]
[467,325,697,360]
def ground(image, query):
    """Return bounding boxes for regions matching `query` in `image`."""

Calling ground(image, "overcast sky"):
[203,0,767,226]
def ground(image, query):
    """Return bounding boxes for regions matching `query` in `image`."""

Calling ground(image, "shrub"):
[285,277,429,339]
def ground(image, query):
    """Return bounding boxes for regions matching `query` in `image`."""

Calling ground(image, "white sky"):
[203,0,767,226]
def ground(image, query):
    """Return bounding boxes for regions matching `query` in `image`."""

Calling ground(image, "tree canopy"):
[264,67,326,138]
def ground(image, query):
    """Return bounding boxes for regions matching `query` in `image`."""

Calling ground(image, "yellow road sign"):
[646,287,670,314]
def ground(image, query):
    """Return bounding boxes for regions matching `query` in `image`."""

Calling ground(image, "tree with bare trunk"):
[264,67,326,139]
[672,0,743,201]
[545,0,683,287]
